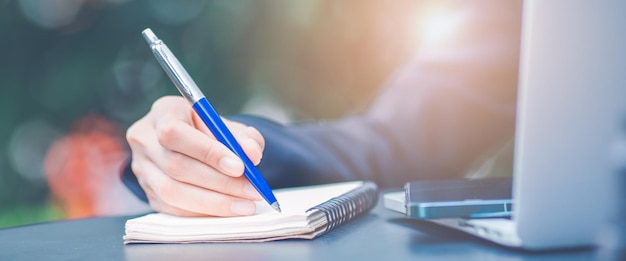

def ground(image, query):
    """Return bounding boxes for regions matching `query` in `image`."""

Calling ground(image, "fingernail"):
[219,157,243,176]
[247,138,262,152]
[244,183,263,200]
[246,139,262,165]
[231,200,255,215]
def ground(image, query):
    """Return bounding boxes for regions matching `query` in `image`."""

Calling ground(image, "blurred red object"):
[43,115,146,218]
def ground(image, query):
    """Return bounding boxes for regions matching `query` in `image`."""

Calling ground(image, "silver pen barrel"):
[141,28,205,103]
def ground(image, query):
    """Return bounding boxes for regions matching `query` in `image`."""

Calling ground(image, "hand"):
[126,96,265,217]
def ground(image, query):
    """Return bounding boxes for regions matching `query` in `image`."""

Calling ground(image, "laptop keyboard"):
[433,218,523,247]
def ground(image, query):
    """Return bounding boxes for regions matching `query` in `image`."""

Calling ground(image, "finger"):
[137,171,210,217]
[143,128,262,200]
[131,98,262,200]
[150,201,207,217]
[154,112,245,177]
[224,120,265,150]
[150,96,194,124]
[136,159,257,217]
[126,114,152,153]
[161,150,263,200]
[133,163,205,217]
[155,97,265,168]
[223,120,265,165]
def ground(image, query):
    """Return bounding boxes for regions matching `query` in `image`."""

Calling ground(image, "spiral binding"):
[308,181,378,235]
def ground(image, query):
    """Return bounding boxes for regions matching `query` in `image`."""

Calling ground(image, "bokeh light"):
[43,116,149,218]
[148,0,206,25]
[18,0,82,29]
[418,7,466,47]
[8,119,61,186]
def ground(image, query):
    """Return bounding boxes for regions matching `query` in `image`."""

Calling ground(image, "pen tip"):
[271,202,282,213]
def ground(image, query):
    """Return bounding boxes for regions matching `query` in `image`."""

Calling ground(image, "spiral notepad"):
[123,181,378,243]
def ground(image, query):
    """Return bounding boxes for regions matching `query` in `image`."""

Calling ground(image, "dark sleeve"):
[120,157,148,202]
[121,0,522,197]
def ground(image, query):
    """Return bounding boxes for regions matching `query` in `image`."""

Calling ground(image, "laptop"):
[385,0,626,250]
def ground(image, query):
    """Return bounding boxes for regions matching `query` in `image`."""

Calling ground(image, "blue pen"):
[141,28,282,213]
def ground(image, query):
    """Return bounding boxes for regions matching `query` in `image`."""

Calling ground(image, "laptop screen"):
[511,0,626,248]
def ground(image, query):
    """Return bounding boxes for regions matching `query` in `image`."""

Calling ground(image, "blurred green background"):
[0,0,422,228]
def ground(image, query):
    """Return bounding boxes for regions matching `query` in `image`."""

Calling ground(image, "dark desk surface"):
[0,195,601,261]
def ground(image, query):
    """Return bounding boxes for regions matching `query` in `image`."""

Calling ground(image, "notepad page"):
[258,181,364,214]
[124,181,363,242]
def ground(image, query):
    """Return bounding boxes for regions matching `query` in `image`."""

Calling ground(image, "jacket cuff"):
[120,157,148,202]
